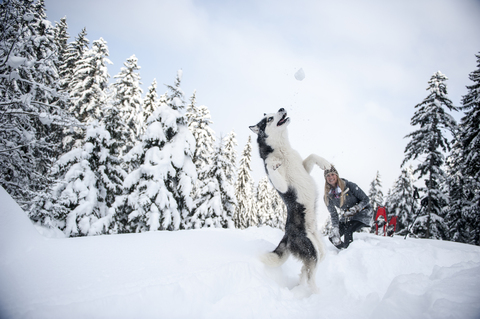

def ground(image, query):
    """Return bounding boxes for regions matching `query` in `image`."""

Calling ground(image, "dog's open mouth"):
[277,113,289,126]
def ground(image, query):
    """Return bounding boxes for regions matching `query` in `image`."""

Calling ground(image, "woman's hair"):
[324,175,346,207]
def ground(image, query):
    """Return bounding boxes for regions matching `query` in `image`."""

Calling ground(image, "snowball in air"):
[294,68,305,81]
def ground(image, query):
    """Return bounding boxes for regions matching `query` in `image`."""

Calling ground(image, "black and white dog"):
[250,108,331,292]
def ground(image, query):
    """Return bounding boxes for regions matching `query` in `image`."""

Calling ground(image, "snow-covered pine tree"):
[64,37,111,155]
[186,91,216,177]
[223,130,238,181]
[142,79,159,134]
[459,52,480,191]
[402,71,457,240]
[203,130,239,229]
[444,152,467,243]
[93,99,128,234]
[212,136,237,228]
[53,17,69,88]
[188,158,229,229]
[269,184,287,230]
[256,176,272,227]
[51,16,74,145]
[256,176,286,229]
[234,136,257,229]
[70,38,111,124]
[385,166,417,234]
[163,71,196,230]
[29,0,72,163]
[60,27,89,95]
[56,27,89,154]
[185,91,220,228]
[368,171,384,214]
[25,0,66,161]
[32,0,47,26]
[50,121,125,237]
[0,0,77,210]
[121,71,196,232]
[445,52,480,245]
[111,54,144,159]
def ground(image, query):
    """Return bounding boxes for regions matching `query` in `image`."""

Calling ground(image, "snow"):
[1,186,480,319]
[6,56,30,68]
[294,68,305,81]
[143,121,166,143]
[38,112,53,126]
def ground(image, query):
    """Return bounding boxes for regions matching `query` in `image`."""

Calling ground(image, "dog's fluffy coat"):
[250,108,330,292]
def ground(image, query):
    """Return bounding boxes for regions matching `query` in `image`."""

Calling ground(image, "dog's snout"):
[278,108,285,113]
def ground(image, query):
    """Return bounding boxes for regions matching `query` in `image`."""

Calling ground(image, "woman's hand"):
[330,227,342,245]
[345,205,361,218]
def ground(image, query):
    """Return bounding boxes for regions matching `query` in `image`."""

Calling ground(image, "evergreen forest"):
[1,0,479,245]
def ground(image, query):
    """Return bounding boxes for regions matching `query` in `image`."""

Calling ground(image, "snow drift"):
[1,186,479,319]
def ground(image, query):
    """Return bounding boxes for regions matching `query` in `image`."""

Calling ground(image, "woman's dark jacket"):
[326,178,373,228]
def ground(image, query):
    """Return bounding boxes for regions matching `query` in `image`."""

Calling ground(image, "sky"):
[44,0,480,221]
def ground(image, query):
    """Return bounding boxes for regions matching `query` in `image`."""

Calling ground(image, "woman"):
[324,165,372,249]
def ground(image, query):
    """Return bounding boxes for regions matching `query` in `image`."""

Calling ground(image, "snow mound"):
[0,187,479,319]
[0,187,45,261]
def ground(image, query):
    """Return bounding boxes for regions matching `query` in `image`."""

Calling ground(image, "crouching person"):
[324,166,372,249]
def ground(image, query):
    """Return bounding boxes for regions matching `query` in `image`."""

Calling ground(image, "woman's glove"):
[330,227,342,246]
[345,205,361,218]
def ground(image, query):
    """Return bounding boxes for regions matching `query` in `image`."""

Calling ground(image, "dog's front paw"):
[266,157,282,171]
[318,157,331,170]
[272,162,281,170]
[321,161,331,170]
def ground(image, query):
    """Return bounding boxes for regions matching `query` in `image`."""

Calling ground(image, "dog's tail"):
[260,235,290,267]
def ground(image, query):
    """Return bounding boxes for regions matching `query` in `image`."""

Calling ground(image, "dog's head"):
[249,108,290,138]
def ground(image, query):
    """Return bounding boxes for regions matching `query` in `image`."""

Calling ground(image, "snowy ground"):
[1,187,480,319]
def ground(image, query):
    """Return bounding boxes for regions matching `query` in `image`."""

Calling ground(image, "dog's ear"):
[249,125,259,135]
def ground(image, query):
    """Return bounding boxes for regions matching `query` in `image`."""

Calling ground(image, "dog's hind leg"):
[291,235,320,293]
[260,235,290,267]
[300,259,319,293]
